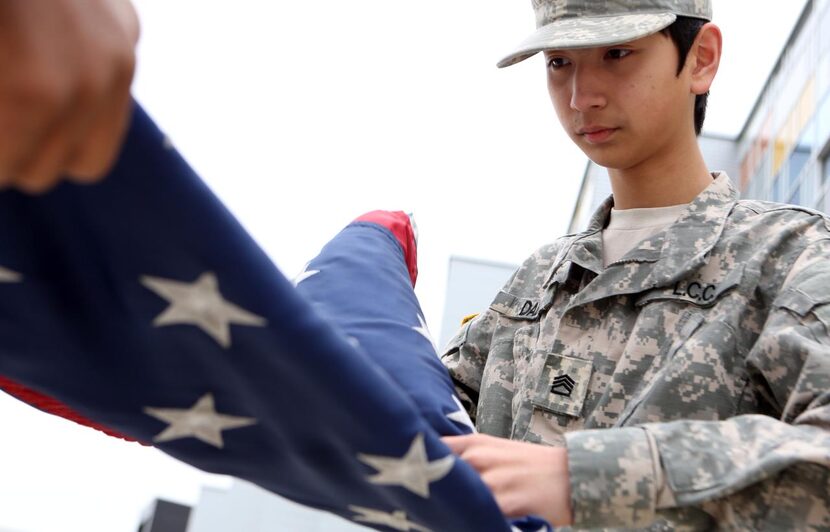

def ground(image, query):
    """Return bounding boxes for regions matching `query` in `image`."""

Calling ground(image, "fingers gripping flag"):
[0,104,552,532]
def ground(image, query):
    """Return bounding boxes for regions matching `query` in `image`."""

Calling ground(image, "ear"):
[688,22,722,96]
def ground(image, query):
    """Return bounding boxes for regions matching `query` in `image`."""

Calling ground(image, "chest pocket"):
[489,289,556,395]
[617,264,749,427]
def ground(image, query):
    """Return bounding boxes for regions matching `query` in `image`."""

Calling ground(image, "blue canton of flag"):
[0,103,552,532]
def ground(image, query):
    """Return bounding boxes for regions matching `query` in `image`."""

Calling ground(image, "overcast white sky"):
[0,2,809,531]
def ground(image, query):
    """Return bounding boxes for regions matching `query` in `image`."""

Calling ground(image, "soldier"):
[442,0,830,529]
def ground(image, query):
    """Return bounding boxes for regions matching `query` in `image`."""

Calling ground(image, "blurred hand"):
[0,0,140,193]
[443,433,573,526]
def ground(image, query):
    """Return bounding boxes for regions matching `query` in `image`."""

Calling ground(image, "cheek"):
[547,79,572,126]
[621,77,677,131]
[652,70,687,108]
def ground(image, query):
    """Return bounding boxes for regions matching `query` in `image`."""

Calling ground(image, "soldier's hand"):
[0,0,140,194]
[442,433,573,526]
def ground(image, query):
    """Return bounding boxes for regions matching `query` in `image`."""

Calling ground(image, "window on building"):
[819,52,830,100]
[790,183,802,206]
[773,172,786,202]
[824,152,830,190]
[819,92,830,150]
[788,148,811,188]
[788,120,817,202]
[823,4,830,55]
[754,153,773,202]
[803,166,820,210]
[821,159,830,213]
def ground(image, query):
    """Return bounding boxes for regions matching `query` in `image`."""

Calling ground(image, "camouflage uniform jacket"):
[441,173,830,530]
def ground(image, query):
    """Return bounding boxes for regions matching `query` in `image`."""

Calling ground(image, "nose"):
[569,64,606,112]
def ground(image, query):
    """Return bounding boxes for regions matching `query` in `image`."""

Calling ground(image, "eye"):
[546,56,571,70]
[606,48,632,60]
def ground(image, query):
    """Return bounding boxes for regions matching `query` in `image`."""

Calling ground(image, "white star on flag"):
[141,272,267,348]
[346,336,361,349]
[512,526,548,532]
[357,433,455,498]
[348,506,431,532]
[144,393,256,449]
[412,314,436,353]
[292,262,319,286]
[0,265,22,283]
[446,395,476,433]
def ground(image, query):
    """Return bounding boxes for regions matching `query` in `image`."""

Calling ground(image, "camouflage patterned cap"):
[498,0,713,68]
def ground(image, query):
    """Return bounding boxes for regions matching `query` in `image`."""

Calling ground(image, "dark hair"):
[661,17,708,135]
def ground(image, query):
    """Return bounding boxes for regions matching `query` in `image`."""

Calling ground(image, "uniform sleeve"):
[565,239,830,530]
[440,309,500,424]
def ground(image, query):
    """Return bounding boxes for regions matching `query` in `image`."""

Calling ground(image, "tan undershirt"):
[601,203,689,267]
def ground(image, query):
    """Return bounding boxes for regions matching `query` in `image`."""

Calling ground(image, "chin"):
[579,146,633,170]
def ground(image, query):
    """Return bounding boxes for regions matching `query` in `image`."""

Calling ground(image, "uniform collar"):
[648,172,737,286]
[545,173,738,304]
[544,194,614,283]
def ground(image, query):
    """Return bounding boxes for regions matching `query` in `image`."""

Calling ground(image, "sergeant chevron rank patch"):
[532,354,592,418]
[551,374,575,397]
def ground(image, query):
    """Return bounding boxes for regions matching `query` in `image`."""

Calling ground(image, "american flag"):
[0,103,551,532]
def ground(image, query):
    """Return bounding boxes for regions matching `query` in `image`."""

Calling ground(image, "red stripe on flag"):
[0,375,145,444]
[354,210,418,286]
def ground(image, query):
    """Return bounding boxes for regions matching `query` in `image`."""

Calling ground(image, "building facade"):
[138,499,192,532]
[184,482,365,532]
[739,0,830,209]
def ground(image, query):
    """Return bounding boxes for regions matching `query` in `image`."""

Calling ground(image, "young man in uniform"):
[442,0,830,529]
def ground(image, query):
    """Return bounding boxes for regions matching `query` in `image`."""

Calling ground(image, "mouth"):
[577,127,618,144]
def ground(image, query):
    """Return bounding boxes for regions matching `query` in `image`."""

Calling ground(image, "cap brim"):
[497,12,676,68]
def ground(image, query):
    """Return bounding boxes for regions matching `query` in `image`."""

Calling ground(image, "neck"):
[607,136,713,210]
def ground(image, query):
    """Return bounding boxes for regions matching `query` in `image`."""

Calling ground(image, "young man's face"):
[544,31,696,172]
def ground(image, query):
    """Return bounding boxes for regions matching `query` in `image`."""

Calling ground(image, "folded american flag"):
[0,103,551,532]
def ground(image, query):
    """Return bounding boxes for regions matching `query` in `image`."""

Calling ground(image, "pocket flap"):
[774,287,830,333]
[774,267,830,332]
